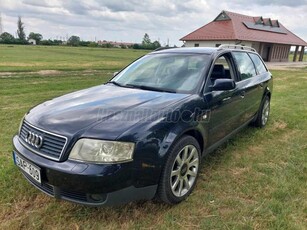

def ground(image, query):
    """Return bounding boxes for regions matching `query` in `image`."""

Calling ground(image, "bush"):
[100,43,114,48]
[88,42,98,47]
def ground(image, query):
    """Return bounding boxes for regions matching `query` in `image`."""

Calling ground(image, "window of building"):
[194,43,199,47]
[232,52,257,80]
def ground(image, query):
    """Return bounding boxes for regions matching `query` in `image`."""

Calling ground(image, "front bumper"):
[13,135,157,206]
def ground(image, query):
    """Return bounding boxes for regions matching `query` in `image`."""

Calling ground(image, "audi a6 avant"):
[13,45,272,206]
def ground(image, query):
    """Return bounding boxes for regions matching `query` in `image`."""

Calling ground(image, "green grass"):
[0,46,306,229]
[289,53,307,62]
[0,45,148,72]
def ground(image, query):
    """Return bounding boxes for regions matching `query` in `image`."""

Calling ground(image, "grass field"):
[289,53,307,62]
[0,45,148,72]
[0,45,306,229]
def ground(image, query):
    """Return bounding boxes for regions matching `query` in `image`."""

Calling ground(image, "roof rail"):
[218,44,256,52]
[154,47,176,51]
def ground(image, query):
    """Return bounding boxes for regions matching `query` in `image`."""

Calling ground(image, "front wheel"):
[157,135,201,204]
[254,95,270,128]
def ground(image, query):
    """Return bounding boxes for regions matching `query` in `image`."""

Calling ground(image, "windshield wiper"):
[107,81,139,89]
[108,81,176,93]
[107,81,124,87]
[125,84,176,93]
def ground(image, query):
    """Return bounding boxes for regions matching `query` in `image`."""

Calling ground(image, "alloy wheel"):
[262,99,270,126]
[170,145,199,197]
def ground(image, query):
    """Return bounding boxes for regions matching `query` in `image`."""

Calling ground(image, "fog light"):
[89,194,106,202]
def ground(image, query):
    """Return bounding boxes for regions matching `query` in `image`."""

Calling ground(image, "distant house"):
[28,39,36,45]
[181,10,307,62]
[97,40,135,48]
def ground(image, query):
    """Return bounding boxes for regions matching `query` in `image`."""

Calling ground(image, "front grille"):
[60,189,88,202]
[19,121,67,161]
[21,171,97,204]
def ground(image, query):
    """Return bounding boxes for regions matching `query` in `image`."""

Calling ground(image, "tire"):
[254,95,270,128]
[157,135,201,204]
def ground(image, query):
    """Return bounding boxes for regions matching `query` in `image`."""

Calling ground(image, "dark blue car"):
[12,46,273,206]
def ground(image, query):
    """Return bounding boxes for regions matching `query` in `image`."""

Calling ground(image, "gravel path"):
[266,62,307,70]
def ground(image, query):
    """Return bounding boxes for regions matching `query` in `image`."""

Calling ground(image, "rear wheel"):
[254,95,270,128]
[157,135,201,204]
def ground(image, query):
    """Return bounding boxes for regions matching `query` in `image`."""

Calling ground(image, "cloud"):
[245,0,307,7]
[22,0,51,8]
[0,0,306,45]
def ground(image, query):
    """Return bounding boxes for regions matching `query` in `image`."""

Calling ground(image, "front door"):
[261,44,271,62]
[202,53,244,146]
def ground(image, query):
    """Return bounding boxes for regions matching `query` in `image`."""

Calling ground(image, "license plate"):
[13,152,41,184]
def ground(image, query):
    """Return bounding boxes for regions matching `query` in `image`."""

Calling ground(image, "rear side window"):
[249,53,267,74]
[233,52,256,80]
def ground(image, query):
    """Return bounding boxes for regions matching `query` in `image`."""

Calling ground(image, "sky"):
[0,0,306,46]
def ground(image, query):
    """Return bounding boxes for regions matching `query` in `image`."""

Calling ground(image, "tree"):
[132,43,140,49]
[142,33,152,48]
[67,35,80,46]
[152,40,161,49]
[140,34,161,50]
[28,32,43,44]
[17,16,26,41]
[88,42,98,47]
[0,32,15,43]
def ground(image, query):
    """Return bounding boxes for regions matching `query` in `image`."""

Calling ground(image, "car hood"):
[25,84,190,138]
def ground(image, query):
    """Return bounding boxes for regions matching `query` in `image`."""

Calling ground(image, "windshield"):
[111,53,210,93]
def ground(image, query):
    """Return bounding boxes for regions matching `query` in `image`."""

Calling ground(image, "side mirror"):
[113,71,119,77]
[211,79,236,91]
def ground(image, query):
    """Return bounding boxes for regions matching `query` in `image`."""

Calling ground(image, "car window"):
[113,53,210,93]
[210,55,235,81]
[249,53,267,74]
[233,52,257,80]
[122,57,160,82]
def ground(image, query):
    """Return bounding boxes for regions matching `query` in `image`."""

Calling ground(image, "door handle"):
[240,91,245,99]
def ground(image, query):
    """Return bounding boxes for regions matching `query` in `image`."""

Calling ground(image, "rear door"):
[232,51,264,123]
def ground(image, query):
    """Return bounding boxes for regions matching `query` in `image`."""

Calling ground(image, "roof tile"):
[181,11,307,46]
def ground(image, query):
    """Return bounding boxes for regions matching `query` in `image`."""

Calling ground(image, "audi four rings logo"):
[25,131,43,149]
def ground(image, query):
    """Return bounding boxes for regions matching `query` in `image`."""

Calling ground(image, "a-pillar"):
[298,46,305,62]
[293,46,299,62]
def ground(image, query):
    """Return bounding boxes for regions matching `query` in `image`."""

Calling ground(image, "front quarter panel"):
[116,95,207,187]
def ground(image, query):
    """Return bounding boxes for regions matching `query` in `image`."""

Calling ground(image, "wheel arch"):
[264,88,271,99]
[162,126,206,160]
[181,129,205,155]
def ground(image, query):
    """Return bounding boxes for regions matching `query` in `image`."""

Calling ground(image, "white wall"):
[184,40,253,48]
[184,40,291,62]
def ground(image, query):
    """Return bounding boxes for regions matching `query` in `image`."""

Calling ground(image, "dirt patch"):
[0,72,14,76]
[269,120,287,131]
[0,62,41,67]
[37,70,61,75]
[0,69,112,77]
[230,166,251,176]
[266,62,307,70]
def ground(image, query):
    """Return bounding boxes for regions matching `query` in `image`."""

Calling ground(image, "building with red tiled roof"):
[97,40,135,48]
[180,10,306,62]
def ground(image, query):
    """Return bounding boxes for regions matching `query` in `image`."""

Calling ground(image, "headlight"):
[69,139,135,163]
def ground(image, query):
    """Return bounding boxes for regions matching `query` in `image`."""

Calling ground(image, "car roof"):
[151,47,218,55]
[151,47,258,55]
